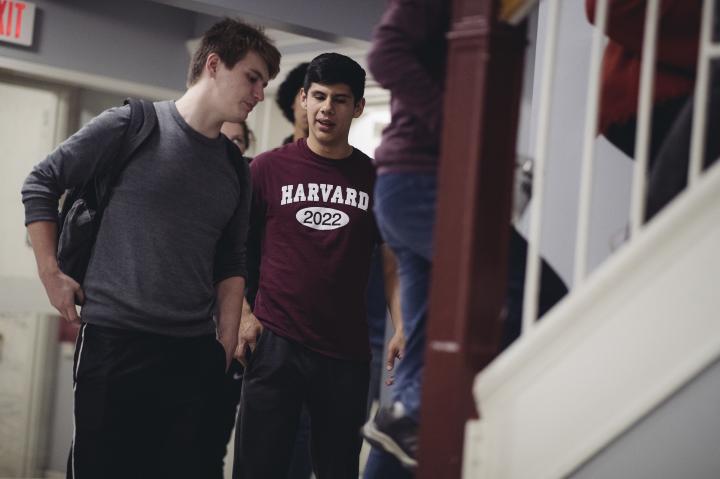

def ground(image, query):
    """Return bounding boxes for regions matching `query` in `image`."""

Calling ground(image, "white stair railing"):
[466,0,720,476]
[520,0,716,353]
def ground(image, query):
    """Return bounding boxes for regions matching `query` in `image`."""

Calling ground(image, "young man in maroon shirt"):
[232,53,403,479]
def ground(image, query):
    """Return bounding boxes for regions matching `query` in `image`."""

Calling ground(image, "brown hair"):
[187,18,281,87]
[239,121,254,151]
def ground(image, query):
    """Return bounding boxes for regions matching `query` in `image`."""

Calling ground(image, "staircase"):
[463,161,720,478]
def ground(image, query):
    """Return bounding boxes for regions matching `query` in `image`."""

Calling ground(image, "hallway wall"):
[0,0,198,95]
[571,357,720,479]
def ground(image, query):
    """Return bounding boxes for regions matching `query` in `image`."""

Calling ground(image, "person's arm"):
[234,182,264,368]
[216,276,245,369]
[366,0,449,134]
[213,153,253,368]
[232,153,266,367]
[27,221,84,323]
[381,243,405,380]
[22,105,131,321]
[22,105,131,227]
[244,169,264,308]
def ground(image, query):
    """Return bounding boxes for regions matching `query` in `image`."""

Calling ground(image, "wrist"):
[38,262,60,281]
[219,333,237,346]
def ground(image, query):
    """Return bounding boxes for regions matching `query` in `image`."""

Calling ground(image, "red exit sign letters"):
[0,0,35,47]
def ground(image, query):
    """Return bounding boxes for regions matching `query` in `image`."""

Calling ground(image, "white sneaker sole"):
[362,420,418,469]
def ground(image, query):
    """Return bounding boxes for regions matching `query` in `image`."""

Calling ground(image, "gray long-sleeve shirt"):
[21,101,251,337]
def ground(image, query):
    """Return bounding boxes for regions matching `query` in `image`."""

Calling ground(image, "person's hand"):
[385,328,405,386]
[40,268,84,323]
[235,310,263,368]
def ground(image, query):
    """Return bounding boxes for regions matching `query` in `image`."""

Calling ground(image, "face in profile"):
[221,121,251,154]
[214,50,269,123]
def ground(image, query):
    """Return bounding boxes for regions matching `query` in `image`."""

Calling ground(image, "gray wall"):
[0,0,384,96]
[153,0,385,43]
[77,88,132,125]
[0,0,198,92]
[571,357,720,479]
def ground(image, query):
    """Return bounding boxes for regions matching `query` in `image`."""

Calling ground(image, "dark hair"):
[187,18,281,87]
[240,121,254,150]
[275,63,309,123]
[303,53,366,104]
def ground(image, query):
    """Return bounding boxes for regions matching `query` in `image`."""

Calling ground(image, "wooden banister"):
[417,0,528,476]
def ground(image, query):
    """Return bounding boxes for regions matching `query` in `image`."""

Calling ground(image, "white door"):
[0,77,71,282]
[0,75,69,477]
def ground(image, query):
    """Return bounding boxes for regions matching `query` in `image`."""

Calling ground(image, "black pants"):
[204,359,314,479]
[233,328,369,479]
[604,75,720,222]
[203,360,245,479]
[68,323,225,479]
[501,227,569,350]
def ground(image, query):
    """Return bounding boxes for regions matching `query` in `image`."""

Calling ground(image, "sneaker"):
[361,402,418,469]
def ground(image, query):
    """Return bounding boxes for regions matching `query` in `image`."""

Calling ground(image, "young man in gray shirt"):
[21,19,279,479]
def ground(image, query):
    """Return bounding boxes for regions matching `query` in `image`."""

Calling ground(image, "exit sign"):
[0,0,35,47]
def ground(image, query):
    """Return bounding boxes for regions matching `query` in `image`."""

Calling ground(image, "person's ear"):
[300,88,308,109]
[353,97,366,118]
[206,53,220,78]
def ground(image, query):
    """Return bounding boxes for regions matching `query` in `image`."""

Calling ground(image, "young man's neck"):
[175,88,224,139]
[306,135,353,159]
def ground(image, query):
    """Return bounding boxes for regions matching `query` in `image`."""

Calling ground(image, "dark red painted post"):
[416,1,528,477]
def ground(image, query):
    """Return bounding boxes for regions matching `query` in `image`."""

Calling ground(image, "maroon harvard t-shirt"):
[249,139,380,360]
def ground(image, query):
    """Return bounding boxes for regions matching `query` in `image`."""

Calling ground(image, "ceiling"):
[151,0,386,44]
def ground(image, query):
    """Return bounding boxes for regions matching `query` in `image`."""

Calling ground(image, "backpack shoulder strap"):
[123,98,158,154]
[102,98,157,184]
[96,98,158,211]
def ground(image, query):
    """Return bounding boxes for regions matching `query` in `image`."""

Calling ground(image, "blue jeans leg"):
[363,447,413,479]
[374,173,436,421]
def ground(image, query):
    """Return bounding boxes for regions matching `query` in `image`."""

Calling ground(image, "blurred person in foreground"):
[361,0,567,474]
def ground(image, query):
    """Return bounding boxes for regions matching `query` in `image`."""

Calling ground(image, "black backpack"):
[57,98,157,287]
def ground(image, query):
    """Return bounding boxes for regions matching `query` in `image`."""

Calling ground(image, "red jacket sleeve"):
[586,0,701,71]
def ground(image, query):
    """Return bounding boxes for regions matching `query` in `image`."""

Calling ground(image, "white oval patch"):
[296,207,349,231]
